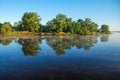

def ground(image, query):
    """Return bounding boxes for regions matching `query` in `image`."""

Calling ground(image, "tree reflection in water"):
[46,35,99,56]
[100,34,110,42]
[0,34,110,56]
[0,38,13,46]
[18,38,41,56]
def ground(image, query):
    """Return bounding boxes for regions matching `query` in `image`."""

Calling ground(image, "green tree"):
[46,13,67,33]
[100,24,110,33]
[0,12,110,35]
[77,19,84,34]
[64,18,73,33]
[72,21,82,34]
[1,22,12,34]
[56,14,67,32]
[77,18,99,34]
[83,18,92,34]
[21,12,41,32]
[89,22,98,32]
[45,14,101,34]
[46,19,57,32]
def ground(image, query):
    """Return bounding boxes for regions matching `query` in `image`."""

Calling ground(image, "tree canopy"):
[0,12,110,35]
[0,22,12,34]
[100,25,110,33]
[21,12,41,32]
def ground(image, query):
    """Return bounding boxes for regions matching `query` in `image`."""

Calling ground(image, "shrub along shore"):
[0,12,110,36]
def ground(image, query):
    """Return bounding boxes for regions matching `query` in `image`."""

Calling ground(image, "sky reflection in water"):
[0,33,120,80]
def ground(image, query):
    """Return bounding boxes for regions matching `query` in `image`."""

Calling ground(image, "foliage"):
[46,14,67,33]
[21,12,41,32]
[0,12,110,35]
[46,14,101,35]
[1,22,12,34]
[100,25,110,33]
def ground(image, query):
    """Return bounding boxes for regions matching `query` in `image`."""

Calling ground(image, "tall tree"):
[56,14,67,32]
[83,18,92,34]
[21,12,41,32]
[46,14,67,33]
[77,19,84,34]
[1,22,12,34]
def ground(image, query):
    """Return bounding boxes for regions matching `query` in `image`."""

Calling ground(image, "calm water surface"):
[0,33,120,80]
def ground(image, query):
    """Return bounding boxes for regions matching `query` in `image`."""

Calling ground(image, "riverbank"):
[0,31,104,36]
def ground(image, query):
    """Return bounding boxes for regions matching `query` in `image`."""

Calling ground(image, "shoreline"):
[0,31,112,37]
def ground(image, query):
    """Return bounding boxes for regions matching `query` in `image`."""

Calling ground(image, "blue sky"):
[0,0,120,31]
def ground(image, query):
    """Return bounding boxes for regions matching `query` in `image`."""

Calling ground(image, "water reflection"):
[0,34,110,56]
[100,34,110,42]
[0,38,13,46]
[46,35,98,55]
[17,38,42,56]
[0,34,119,80]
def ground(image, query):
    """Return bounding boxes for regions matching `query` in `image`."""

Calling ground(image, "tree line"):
[0,12,110,35]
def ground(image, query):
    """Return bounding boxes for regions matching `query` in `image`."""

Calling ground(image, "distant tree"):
[21,12,41,32]
[100,24,110,33]
[1,22,12,34]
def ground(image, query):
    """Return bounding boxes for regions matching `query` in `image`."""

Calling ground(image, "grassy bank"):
[0,31,103,36]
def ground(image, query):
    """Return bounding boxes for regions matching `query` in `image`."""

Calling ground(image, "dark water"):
[0,33,120,80]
